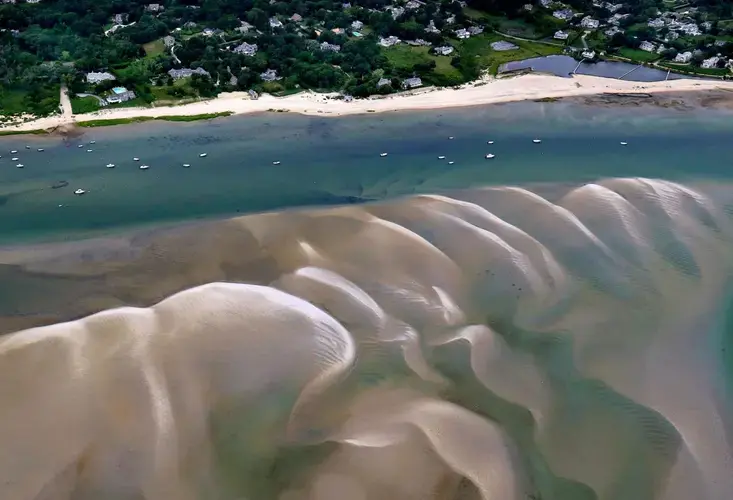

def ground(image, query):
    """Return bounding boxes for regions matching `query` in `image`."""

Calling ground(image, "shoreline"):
[3,73,733,134]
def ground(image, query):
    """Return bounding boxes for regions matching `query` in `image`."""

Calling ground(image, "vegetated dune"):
[1,178,732,500]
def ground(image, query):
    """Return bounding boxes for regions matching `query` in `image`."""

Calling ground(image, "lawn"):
[0,85,59,117]
[619,48,661,62]
[70,96,100,114]
[459,33,563,75]
[143,39,166,57]
[0,89,27,116]
[383,45,464,83]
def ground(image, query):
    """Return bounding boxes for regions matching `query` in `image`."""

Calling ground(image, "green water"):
[1,102,733,243]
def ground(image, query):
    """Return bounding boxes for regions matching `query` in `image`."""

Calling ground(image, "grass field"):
[383,45,463,81]
[0,89,28,116]
[460,33,562,74]
[70,96,100,114]
[619,48,660,62]
[143,39,166,57]
[77,112,232,128]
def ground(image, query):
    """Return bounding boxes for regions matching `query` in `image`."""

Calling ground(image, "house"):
[609,13,629,26]
[86,71,116,84]
[163,36,175,48]
[523,4,533,11]
[405,1,420,9]
[320,41,341,52]
[106,87,135,104]
[402,77,422,89]
[702,56,721,69]
[331,27,345,35]
[425,20,440,34]
[582,50,596,59]
[455,28,470,39]
[434,45,454,56]
[656,44,667,54]
[168,67,211,80]
[236,21,253,33]
[467,26,484,35]
[553,10,574,21]
[112,13,128,24]
[605,26,622,37]
[352,20,363,30]
[674,51,692,63]
[554,30,569,40]
[379,36,401,47]
[604,2,623,12]
[26,0,41,3]
[580,17,599,30]
[540,0,553,7]
[202,28,216,37]
[389,7,404,20]
[233,42,258,56]
[183,21,197,29]
[377,78,391,87]
[715,40,727,47]
[145,4,163,12]
[290,13,302,22]
[260,69,282,81]
[405,39,431,46]
[446,15,456,24]
[648,18,665,29]
[702,21,712,32]
[639,41,656,52]
[269,17,283,28]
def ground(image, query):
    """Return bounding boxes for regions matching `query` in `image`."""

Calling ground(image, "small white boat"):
[380,153,388,157]
[620,141,628,145]
[90,141,96,144]
[485,154,496,159]
[87,149,93,152]
[10,150,18,154]
[74,189,86,195]
[11,157,19,161]
[16,163,24,168]
[272,161,281,165]
[133,157,140,161]
[448,161,455,165]
[199,153,207,158]
[37,148,44,152]
[106,163,115,168]
[449,136,454,140]
[438,156,446,160]
[487,141,494,145]
[25,145,30,149]
[533,139,541,144]
[78,145,83,148]
[139,165,150,170]
[182,163,191,168]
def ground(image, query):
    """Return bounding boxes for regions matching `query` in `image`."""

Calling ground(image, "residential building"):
[233,42,258,56]
[163,36,175,48]
[540,0,553,7]
[648,18,665,29]
[715,40,727,47]
[377,78,391,87]
[26,0,41,3]
[290,14,302,22]
[580,16,599,29]
[331,28,345,35]
[168,67,211,80]
[554,30,569,40]
[434,45,454,56]
[523,4,533,11]
[446,15,456,24]
[467,26,484,35]
[609,13,629,25]
[582,50,596,59]
[145,3,163,12]
[106,87,135,104]
[455,28,470,39]
[639,41,656,52]
[112,13,128,24]
[702,56,721,69]
[379,36,401,47]
[260,69,282,81]
[405,39,431,46]
[351,20,363,31]
[405,1,420,9]
[402,77,422,89]
[605,26,623,37]
[604,2,622,12]
[674,51,692,63]
[202,28,216,37]
[702,21,712,32]
[425,20,440,34]
[269,17,283,28]
[236,22,253,33]
[86,71,116,84]
[553,9,574,21]
[389,7,404,20]
[320,41,341,52]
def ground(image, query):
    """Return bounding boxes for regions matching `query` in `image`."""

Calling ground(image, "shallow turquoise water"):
[1,101,733,243]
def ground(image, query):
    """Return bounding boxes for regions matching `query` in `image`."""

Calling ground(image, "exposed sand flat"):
[1,179,732,499]
[3,73,733,132]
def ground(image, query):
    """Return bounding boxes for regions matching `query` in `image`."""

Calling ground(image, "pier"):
[618,64,642,80]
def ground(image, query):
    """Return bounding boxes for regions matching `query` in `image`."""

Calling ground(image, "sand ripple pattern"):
[1,178,732,500]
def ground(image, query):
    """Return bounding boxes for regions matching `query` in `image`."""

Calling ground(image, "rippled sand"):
[1,178,732,500]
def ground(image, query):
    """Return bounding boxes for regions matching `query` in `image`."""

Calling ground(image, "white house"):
[580,16,599,30]
[674,51,692,63]
[554,30,569,40]
[269,17,283,28]
[260,69,282,81]
[701,56,721,69]
[648,18,665,29]
[455,28,470,39]
[86,72,116,84]
[434,45,454,56]
[553,10,574,21]
[320,41,341,52]
[352,20,363,31]
[233,42,258,56]
[582,50,596,59]
[378,36,401,47]
[402,77,422,89]
[639,41,656,52]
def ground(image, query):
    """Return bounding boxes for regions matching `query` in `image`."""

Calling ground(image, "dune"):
[0,178,732,499]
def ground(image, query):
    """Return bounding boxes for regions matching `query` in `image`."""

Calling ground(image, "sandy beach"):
[3,73,733,133]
